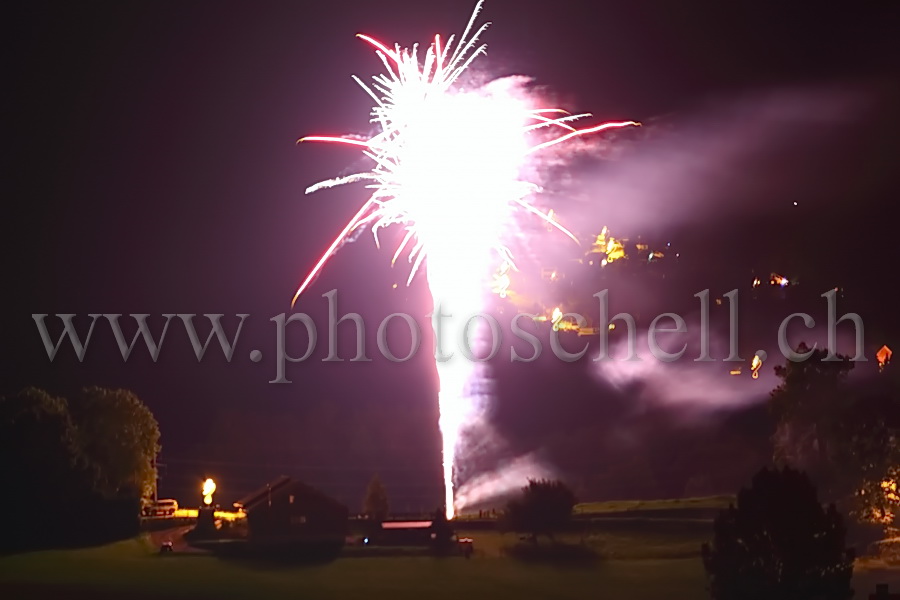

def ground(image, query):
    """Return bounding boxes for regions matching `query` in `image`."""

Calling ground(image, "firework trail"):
[292,1,637,518]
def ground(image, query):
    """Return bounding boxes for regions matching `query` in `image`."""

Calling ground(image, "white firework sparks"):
[292,0,638,518]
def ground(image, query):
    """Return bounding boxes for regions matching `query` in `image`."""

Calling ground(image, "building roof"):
[233,476,347,513]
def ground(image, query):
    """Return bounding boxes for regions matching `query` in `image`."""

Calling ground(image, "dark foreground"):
[2,528,900,599]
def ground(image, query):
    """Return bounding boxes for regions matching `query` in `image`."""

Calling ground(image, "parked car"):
[142,499,178,518]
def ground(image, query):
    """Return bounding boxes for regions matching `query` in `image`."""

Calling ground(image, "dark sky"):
[4,0,900,510]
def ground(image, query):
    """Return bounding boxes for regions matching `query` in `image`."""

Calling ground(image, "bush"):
[702,467,854,600]
[500,479,576,542]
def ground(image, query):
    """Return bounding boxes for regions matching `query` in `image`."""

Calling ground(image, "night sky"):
[5,0,900,511]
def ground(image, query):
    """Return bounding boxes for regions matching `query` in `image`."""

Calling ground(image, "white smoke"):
[454,451,556,511]
[592,306,876,413]
[561,86,873,234]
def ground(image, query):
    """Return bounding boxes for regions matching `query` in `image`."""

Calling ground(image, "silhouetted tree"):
[362,473,389,522]
[501,478,576,542]
[834,393,900,529]
[69,386,160,499]
[770,344,854,484]
[0,387,88,545]
[0,386,161,551]
[702,467,854,600]
[770,345,900,530]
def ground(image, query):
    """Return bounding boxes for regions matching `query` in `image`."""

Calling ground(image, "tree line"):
[0,386,160,552]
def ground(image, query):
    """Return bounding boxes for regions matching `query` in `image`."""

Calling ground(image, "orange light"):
[173,508,244,522]
[877,345,892,371]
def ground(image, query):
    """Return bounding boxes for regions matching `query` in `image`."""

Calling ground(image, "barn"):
[234,476,349,547]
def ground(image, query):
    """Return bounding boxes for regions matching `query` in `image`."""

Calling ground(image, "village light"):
[551,307,562,331]
[750,353,764,379]
[877,345,892,372]
[770,273,789,287]
[202,478,216,506]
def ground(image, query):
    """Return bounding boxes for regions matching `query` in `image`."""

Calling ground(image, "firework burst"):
[292,0,638,518]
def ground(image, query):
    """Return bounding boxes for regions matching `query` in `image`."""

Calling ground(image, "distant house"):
[233,476,348,546]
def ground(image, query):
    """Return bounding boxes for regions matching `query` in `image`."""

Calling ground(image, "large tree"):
[770,344,854,485]
[770,345,900,529]
[0,387,91,549]
[833,392,900,527]
[69,386,161,499]
[0,387,87,503]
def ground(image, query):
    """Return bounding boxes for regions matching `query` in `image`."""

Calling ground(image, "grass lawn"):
[2,527,899,599]
[573,495,736,515]
[0,529,707,600]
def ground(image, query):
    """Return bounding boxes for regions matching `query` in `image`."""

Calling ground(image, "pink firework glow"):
[292,0,638,518]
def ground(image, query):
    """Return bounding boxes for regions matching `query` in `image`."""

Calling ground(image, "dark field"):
[3,519,900,600]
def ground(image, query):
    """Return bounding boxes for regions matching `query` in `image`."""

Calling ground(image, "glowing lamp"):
[202,478,216,506]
